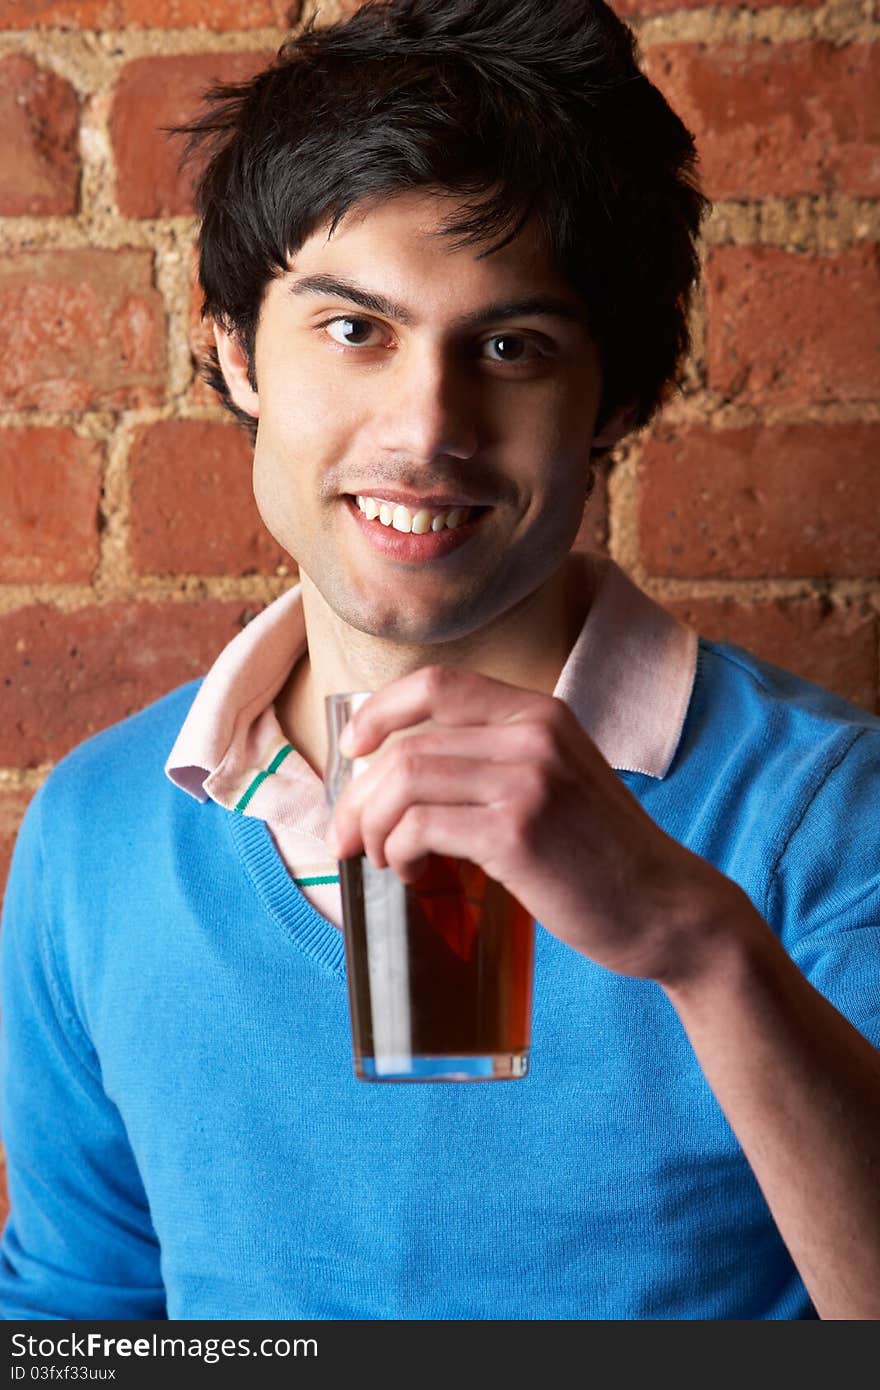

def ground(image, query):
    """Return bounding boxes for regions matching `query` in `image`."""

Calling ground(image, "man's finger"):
[332,754,521,864]
[339,665,548,755]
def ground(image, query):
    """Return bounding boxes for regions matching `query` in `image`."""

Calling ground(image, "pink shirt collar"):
[166,552,697,812]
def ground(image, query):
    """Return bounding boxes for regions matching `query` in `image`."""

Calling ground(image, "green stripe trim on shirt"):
[294,874,340,887]
[233,743,294,814]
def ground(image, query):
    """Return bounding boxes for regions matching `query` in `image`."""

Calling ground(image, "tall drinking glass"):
[325,692,535,1082]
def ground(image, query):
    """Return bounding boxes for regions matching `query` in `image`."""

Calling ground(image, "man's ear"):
[213,321,260,420]
[592,401,638,451]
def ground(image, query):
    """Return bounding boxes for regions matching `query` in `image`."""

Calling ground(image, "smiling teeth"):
[356,495,474,533]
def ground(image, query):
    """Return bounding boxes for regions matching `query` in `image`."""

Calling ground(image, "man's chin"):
[340,609,464,647]
[327,588,485,647]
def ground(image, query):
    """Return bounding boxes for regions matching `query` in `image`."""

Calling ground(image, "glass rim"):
[324,690,374,707]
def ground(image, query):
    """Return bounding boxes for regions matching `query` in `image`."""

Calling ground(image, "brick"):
[0,428,102,584]
[130,420,287,576]
[303,0,823,22]
[642,43,880,200]
[0,789,37,904]
[0,1,297,27]
[111,52,273,219]
[614,0,817,12]
[0,54,79,216]
[0,250,166,411]
[707,245,880,406]
[666,595,877,715]
[0,600,256,768]
[639,423,880,580]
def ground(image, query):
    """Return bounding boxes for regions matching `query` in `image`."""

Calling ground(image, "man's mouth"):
[351,493,488,534]
[341,492,492,563]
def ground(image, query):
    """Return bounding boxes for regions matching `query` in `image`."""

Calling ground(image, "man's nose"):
[376,345,479,464]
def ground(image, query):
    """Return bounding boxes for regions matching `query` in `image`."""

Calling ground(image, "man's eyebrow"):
[287,273,589,331]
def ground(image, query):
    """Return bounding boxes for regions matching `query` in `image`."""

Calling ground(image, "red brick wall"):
[0,0,877,1093]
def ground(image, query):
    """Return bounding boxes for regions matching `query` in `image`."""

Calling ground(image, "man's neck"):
[275,552,597,777]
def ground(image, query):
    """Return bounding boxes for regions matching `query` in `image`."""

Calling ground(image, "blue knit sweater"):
[2,640,879,1319]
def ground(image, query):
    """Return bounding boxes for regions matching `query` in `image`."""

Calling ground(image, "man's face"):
[241,188,608,645]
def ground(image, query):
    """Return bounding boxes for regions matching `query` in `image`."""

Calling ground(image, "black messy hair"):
[175,0,710,454]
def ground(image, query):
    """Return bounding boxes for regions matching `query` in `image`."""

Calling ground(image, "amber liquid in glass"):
[339,852,535,1081]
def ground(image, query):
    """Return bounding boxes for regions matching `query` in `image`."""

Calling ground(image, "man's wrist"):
[655,873,776,1007]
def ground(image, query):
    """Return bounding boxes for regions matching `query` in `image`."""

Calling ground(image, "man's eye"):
[481,334,540,364]
[323,316,380,346]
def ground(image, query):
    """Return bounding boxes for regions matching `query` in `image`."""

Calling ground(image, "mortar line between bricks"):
[3,576,878,611]
[0,30,293,74]
[2,402,879,433]
[645,578,880,601]
[155,233,200,403]
[0,217,201,253]
[3,204,878,257]
[0,12,876,58]
[0,405,230,431]
[96,415,138,592]
[0,10,876,70]
[0,577,296,617]
[632,8,879,46]
[0,767,52,792]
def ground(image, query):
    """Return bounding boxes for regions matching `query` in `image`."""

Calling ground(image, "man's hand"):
[326,665,749,985]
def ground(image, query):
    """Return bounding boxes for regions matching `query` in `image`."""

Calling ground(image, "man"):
[1,0,878,1321]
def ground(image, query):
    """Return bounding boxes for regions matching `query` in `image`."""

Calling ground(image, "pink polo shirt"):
[164,552,698,930]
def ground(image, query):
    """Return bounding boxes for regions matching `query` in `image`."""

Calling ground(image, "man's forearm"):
[662,893,880,1320]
